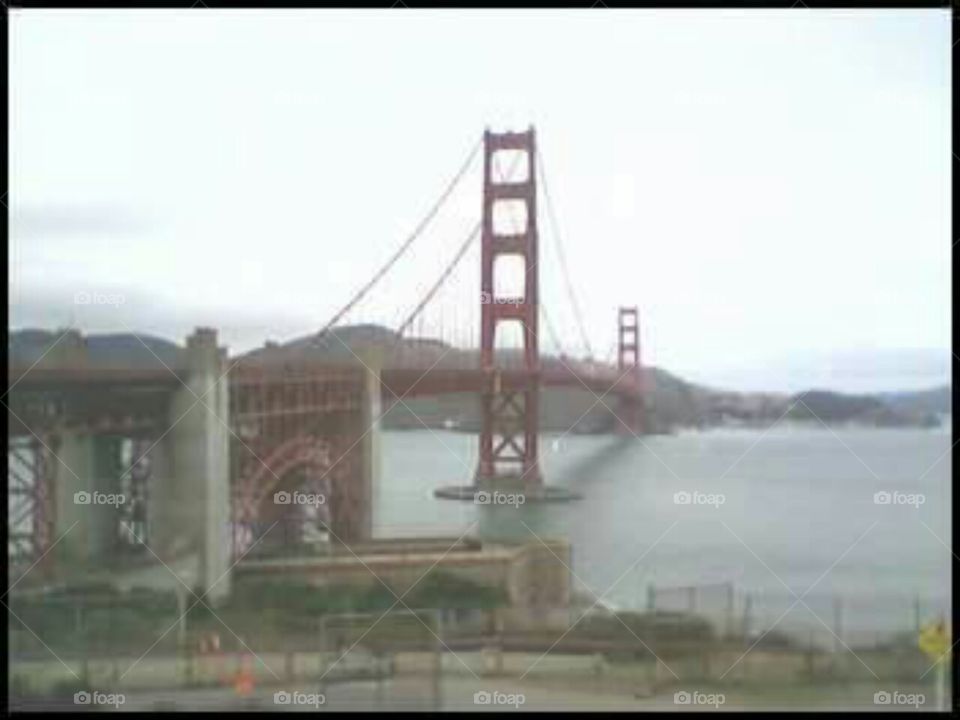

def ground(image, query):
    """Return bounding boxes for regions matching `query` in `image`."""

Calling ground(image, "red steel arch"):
[232,434,334,558]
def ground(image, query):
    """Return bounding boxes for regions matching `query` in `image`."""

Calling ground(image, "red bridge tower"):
[617,306,644,434]
[478,127,541,485]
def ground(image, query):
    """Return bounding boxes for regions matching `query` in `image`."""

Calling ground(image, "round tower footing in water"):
[434,475,580,502]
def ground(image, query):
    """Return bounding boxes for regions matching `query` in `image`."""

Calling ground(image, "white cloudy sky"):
[8,9,951,392]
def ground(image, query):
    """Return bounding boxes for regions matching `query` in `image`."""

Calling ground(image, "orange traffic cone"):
[233,653,255,697]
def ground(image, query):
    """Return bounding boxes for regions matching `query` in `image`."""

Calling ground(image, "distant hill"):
[8,328,184,369]
[877,386,952,416]
[7,326,949,432]
[786,389,942,428]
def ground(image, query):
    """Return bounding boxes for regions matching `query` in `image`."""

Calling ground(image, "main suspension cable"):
[540,301,565,357]
[395,221,481,337]
[537,149,595,361]
[315,135,483,339]
[394,145,527,344]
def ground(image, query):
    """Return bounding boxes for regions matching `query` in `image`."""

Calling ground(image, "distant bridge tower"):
[617,306,644,434]
[478,127,541,485]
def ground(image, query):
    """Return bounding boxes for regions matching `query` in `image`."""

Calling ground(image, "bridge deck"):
[8,362,642,400]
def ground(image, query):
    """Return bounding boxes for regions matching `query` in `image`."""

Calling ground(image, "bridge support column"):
[153,328,231,602]
[340,347,378,543]
[52,433,120,568]
[45,332,125,569]
[9,435,56,571]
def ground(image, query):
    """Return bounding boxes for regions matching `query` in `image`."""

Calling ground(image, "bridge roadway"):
[381,363,641,399]
[8,360,642,402]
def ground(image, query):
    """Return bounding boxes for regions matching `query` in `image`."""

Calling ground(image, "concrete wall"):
[236,538,571,621]
[508,539,571,608]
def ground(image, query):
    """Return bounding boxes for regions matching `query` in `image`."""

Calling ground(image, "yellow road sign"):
[919,620,950,660]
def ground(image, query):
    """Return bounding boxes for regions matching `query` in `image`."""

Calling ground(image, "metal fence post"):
[742,593,752,640]
[375,650,384,708]
[832,596,843,654]
[318,616,328,698]
[433,609,443,711]
[725,583,735,639]
[77,602,90,686]
[176,587,192,687]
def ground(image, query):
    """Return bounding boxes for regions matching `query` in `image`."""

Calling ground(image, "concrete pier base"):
[152,327,231,603]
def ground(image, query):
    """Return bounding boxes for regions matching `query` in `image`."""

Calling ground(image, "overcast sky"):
[9,9,951,392]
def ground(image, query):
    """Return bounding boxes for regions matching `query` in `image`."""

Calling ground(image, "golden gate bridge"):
[7,126,648,571]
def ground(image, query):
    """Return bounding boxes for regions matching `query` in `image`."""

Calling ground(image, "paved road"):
[100,677,941,712]
[11,648,943,711]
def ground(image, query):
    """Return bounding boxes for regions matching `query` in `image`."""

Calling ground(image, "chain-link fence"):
[9,584,951,706]
[647,581,948,651]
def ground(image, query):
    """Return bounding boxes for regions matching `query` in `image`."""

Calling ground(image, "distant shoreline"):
[381,414,951,436]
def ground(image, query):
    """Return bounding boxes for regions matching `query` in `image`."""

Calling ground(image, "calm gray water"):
[375,424,952,642]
